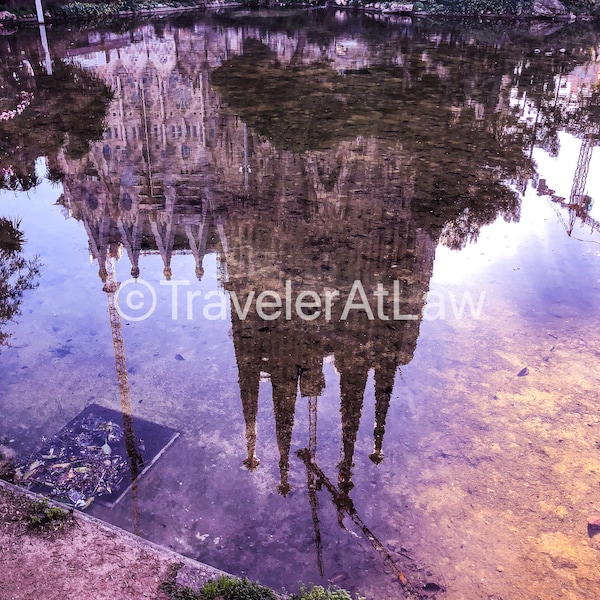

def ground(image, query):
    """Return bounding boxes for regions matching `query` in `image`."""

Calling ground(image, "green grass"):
[24,498,74,533]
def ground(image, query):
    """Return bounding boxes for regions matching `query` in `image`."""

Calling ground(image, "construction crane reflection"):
[566,125,599,236]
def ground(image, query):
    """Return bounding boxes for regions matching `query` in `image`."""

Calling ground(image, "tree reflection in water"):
[0,218,41,349]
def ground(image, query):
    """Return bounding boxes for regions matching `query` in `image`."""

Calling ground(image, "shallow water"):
[1,10,600,600]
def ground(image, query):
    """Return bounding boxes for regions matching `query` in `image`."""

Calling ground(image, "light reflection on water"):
[1,11,600,600]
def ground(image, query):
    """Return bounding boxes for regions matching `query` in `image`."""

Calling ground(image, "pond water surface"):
[1,10,600,600]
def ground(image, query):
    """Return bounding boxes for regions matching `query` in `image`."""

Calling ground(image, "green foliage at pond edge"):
[161,572,366,600]
[1,0,598,21]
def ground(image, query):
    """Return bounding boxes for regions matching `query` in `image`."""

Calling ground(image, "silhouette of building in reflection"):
[222,139,433,495]
[56,22,438,504]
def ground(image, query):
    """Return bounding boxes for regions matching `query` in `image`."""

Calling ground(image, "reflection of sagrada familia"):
[56,22,438,501]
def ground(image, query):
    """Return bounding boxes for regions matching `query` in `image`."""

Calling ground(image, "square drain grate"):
[16,404,179,509]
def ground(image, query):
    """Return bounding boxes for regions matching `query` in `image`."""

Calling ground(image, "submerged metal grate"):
[15,404,179,510]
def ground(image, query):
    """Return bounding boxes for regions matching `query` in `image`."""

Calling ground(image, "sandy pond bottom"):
[18,271,600,600]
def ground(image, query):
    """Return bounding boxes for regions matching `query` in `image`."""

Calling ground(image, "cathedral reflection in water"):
[56,21,442,508]
[27,15,598,593]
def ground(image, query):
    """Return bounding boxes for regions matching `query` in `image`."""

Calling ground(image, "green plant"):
[200,576,277,600]
[170,586,203,600]
[0,443,15,482]
[0,218,25,255]
[162,574,278,600]
[159,566,194,599]
[292,585,366,600]
[49,0,204,20]
[0,217,42,348]
[24,498,74,532]
[161,573,366,600]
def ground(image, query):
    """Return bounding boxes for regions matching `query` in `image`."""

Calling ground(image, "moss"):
[24,498,74,533]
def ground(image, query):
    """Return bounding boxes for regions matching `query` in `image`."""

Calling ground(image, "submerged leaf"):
[22,459,44,480]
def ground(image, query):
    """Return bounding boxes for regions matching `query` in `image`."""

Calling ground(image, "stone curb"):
[0,478,231,594]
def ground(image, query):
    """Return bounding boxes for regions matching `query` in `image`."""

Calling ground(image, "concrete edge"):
[0,478,290,597]
[0,478,232,594]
